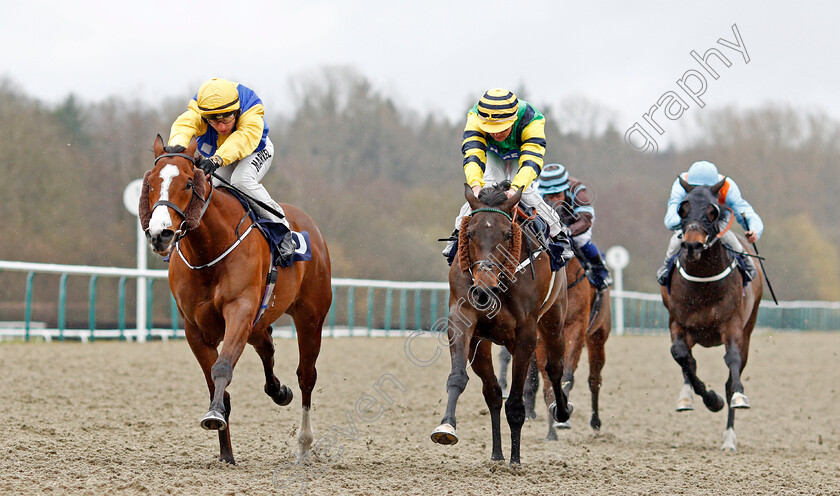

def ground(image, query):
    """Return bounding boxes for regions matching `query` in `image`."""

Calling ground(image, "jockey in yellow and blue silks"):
[656,160,763,285]
[169,78,294,263]
[442,88,573,264]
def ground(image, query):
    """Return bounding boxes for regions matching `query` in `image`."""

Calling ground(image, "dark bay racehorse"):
[661,177,763,451]
[141,135,332,464]
[430,183,572,466]
[537,255,611,440]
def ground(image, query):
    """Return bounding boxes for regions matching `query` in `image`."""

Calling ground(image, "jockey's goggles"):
[205,112,237,124]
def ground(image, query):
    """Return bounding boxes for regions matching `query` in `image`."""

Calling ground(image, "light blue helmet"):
[685,161,720,186]
[538,163,570,195]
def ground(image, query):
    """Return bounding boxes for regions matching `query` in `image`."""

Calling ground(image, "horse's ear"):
[678,200,691,219]
[710,177,727,196]
[153,134,165,157]
[186,136,198,157]
[678,176,694,193]
[465,183,482,209]
[705,203,720,223]
[500,187,523,213]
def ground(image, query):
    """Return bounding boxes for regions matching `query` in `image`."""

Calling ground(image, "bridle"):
[678,204,738,283]
[682,204,735,252]
[465,208,517,278]
[149,152,213,241]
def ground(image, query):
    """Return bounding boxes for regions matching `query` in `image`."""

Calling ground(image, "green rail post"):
[328,287,336,334]
[146,278,155,341]
[366,287,375,336]
[414,290,422,331]
[24,272,35,342]
[347,286,355,335]
[431,290,439,329]
[118,276,127,341]
[57,273,68,341]
[170,294,179,338]
[384,289,394,335]
[399,289,407,332]
[88,275,98,342]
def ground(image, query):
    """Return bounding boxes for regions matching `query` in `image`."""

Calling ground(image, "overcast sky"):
[2,0,837,144]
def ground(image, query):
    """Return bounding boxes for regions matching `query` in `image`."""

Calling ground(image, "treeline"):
[1,68,839,302]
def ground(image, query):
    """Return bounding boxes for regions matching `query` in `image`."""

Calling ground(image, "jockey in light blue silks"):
[538,163,612,291]
[656,161,764,285]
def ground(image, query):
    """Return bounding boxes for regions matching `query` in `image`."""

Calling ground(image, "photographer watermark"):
[625,23,750,153]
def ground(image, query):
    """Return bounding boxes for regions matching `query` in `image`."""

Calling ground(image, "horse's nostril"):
[160,230,174,242]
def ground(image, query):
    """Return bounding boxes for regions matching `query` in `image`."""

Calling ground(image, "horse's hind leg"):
[249,325,293,406]
[185,329,235,464]
[290,304,325,461]
[470,339,505,461]
[670,335,724,412]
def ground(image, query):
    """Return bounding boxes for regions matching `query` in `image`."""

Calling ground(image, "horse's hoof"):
[200,410,227,431]
[546,428,558,441]
[703,391,725,412]
[430,423,458,445]
[590,415,601,432]
[553,420,572,430]
[731,392,750,409]
[500,388,509,399]
[269,385,294,406]
[549,401,574,423]
[676,397,695,412]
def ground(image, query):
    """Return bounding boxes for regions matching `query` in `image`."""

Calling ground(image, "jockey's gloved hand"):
[198,155,223,175]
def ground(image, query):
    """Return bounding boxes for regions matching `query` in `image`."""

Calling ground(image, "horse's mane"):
[164,144,187,154]
[477,180,512,207]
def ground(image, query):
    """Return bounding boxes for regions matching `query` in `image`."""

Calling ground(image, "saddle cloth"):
[225,188,312,267]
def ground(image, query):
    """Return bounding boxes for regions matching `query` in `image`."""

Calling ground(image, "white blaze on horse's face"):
[148,164,179,237]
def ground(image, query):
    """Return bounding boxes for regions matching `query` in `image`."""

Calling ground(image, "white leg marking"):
[721,427,737,451]
[676,383,694,411]
[148,164,179,236]
[297,406,314,462]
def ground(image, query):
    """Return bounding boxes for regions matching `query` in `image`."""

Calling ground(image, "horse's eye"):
[185,180,193,190]
[506,231,513,240]
[146,182,153,192]
[466,232,473,239]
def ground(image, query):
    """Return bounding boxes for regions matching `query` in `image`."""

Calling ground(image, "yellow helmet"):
[196,78,240,117]
[475,88,519,133]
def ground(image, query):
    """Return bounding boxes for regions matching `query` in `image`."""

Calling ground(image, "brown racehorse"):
[430,183,572,466]
[536,255,611,440]
[140,135,332,464]
[661,178,763,451]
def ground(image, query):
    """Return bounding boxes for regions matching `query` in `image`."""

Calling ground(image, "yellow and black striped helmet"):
[475,88,519,133]
[196,78,240,117]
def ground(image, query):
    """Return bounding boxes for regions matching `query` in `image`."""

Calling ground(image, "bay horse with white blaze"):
[661,177,762,451]
[430,183,572,466]
[537,255,611,439]
[140,135,332,464]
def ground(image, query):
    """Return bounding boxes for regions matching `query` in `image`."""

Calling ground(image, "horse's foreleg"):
[670,337,724,412]
[185,329,235,464]
[585,328,607,432]
[721,335,750,451]
[430,314,474,446]
[470,339,505,461]
[203,307,252,437]
[535,342,558,441]
[250,325,294,406]
[506,328,538,467]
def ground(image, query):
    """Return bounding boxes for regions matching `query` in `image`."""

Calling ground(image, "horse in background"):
[661,177,763,451]
[537,255,611,440]
[141,135,332,464]
[430,183,571,466]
